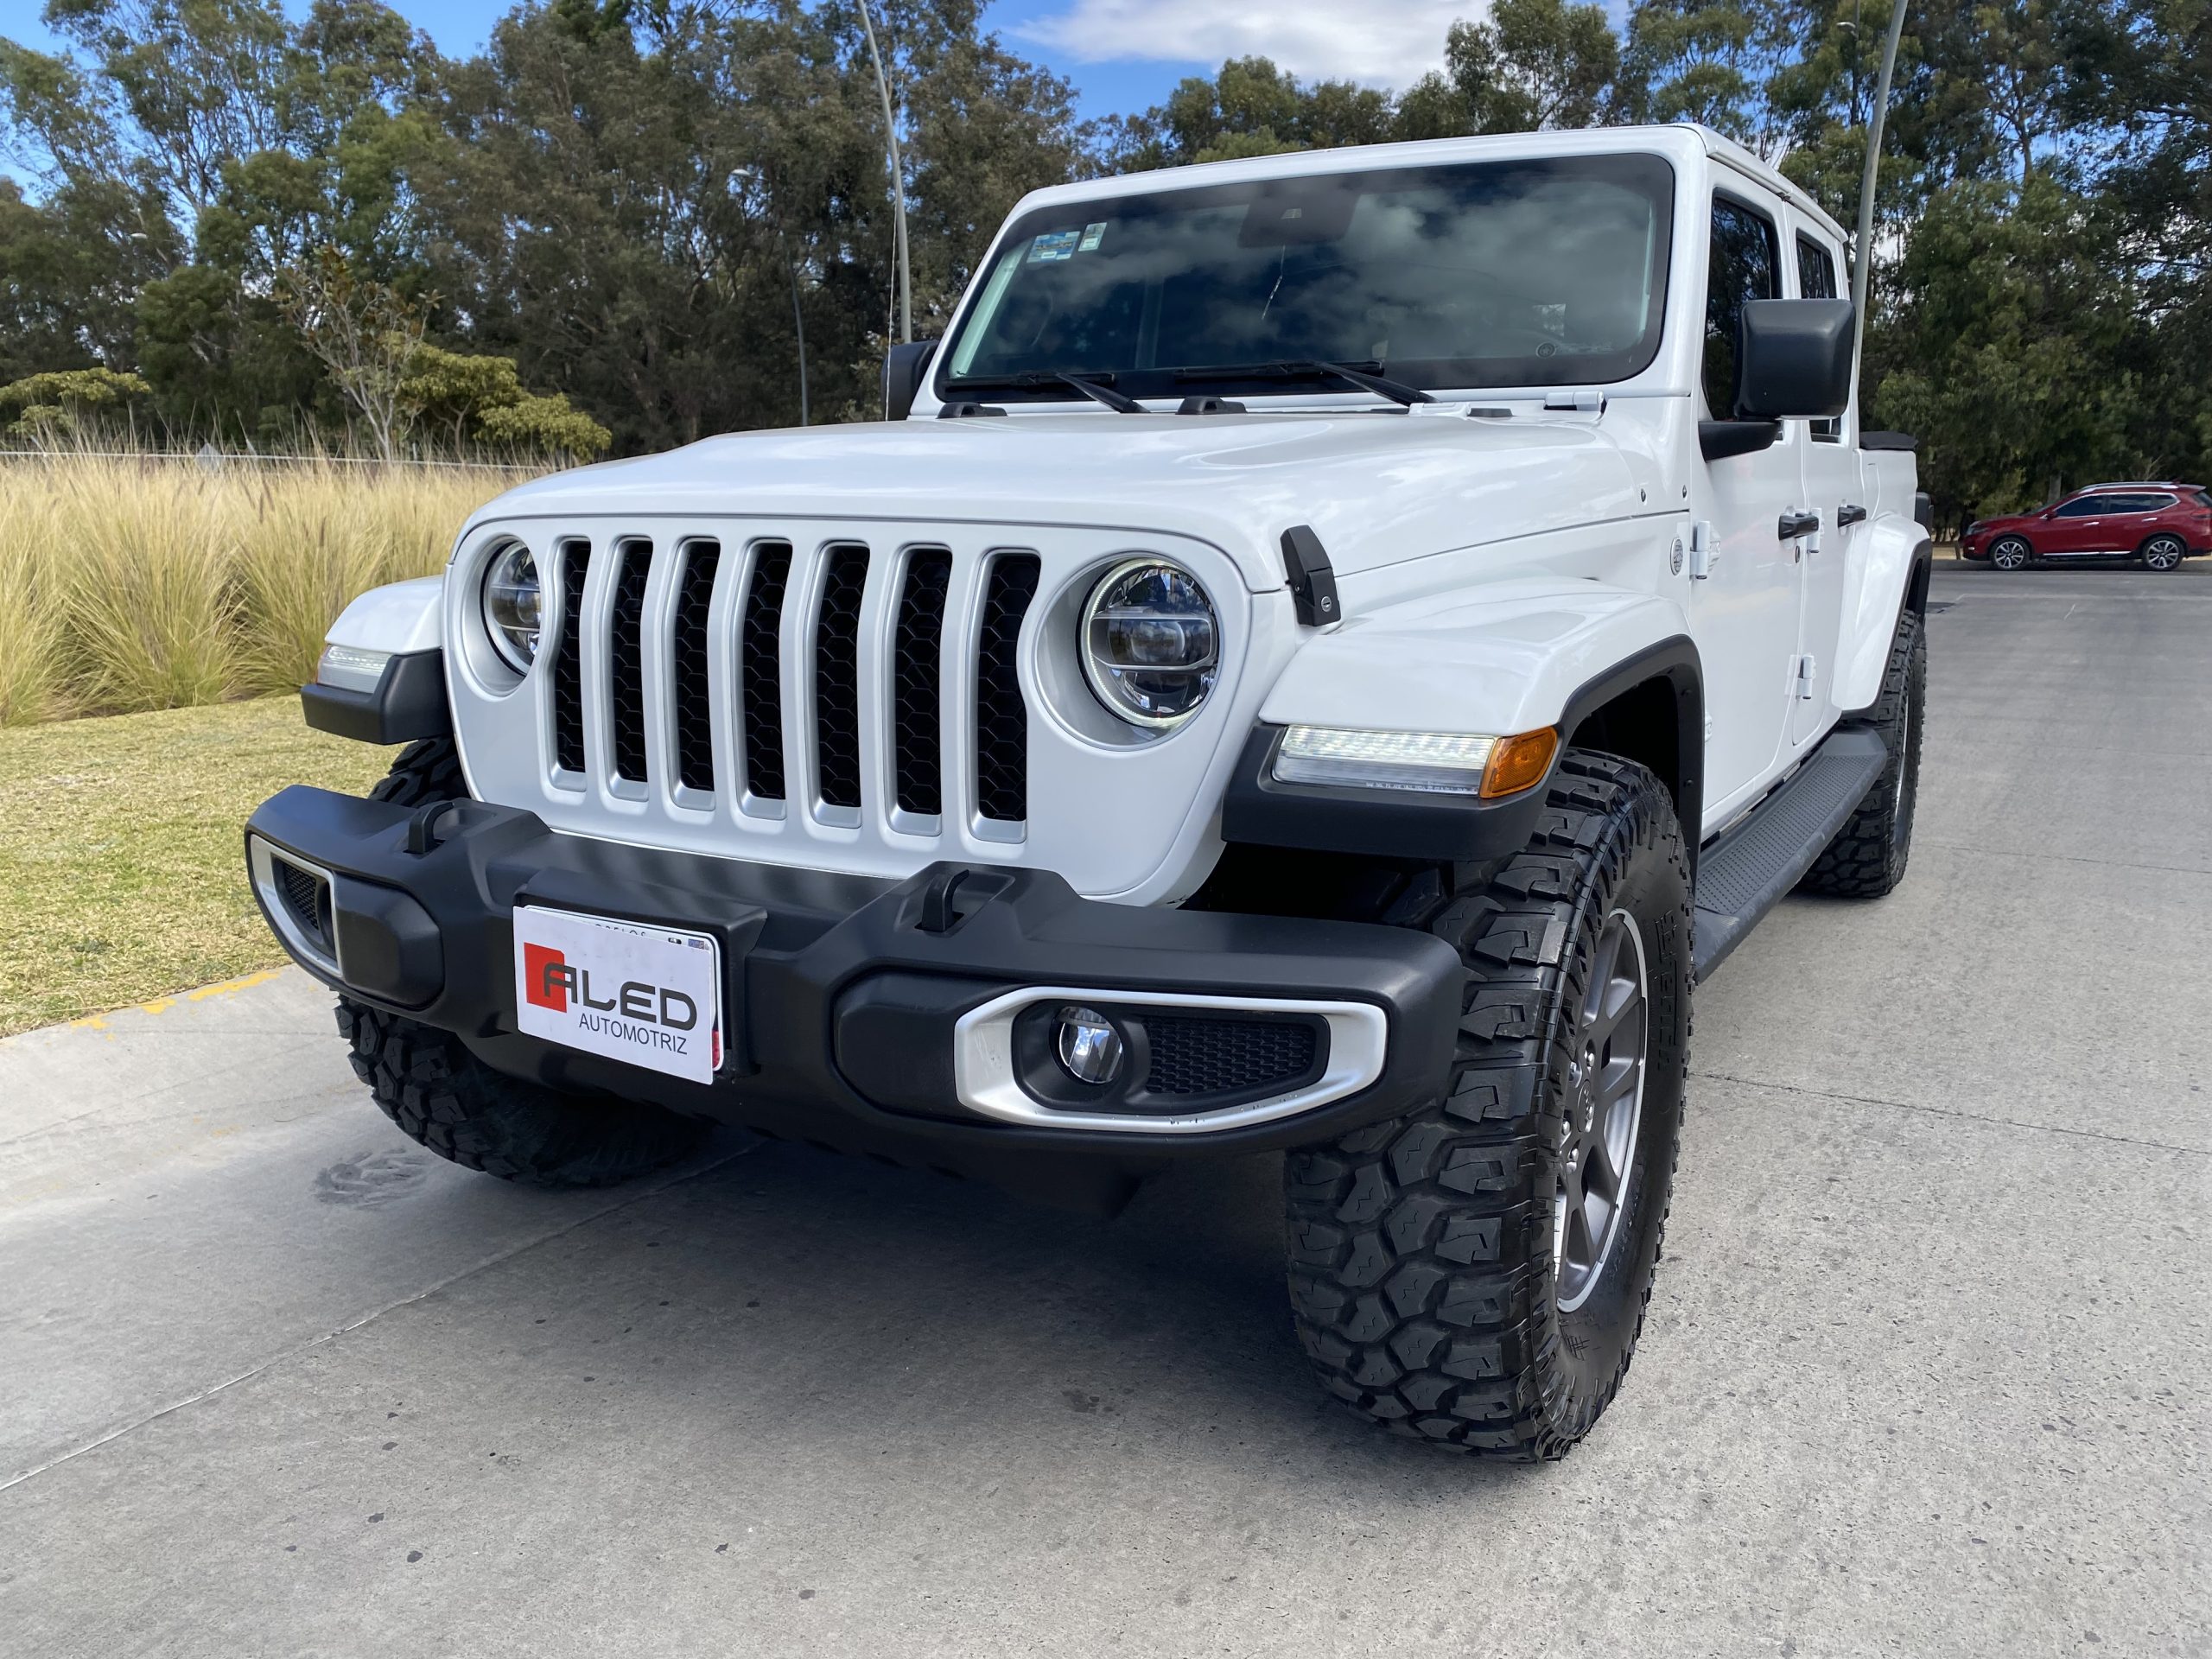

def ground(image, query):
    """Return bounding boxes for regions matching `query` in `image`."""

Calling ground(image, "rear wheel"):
[1988,536,2032,571]
[2141,534,2187,572]
[339,738,707,1186]
[1800,608,1925,898]
[1282,753,1692,1459]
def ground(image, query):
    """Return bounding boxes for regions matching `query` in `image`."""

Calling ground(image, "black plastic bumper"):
[245,786,1465,1201]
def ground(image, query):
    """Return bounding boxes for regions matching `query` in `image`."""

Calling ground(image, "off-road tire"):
[1283,753,1692,1459]
[368,736,467,808]
[1798,607,1924,899]
[337,738,708,1186]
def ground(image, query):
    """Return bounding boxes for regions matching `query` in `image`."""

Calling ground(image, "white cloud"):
[1012,0,1481,92]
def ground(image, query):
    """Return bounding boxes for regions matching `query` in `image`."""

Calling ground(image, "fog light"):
[1055,1007,1125,1085]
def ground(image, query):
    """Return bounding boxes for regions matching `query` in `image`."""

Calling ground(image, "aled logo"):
[523,943,569,1011]
[512,908,721,1085]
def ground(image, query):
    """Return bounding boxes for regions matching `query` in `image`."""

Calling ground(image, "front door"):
[2041,493,2114,556]
[1790,229,1854,744]
[1690,192,1802,822]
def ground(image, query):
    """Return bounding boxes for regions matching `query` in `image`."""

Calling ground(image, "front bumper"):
[245,787,1464,1201]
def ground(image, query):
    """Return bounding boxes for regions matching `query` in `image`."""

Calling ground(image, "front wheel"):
[2141,534,2187,572]
[340,738,708,1186]
[1283,753,1692,1459]
[1988,536,2032,571]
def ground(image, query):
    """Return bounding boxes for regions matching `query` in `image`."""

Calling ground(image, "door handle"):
[1778,511,1820,540]
[1836,503,1868,527]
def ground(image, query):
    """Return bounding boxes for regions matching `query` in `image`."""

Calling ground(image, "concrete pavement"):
[1,564,2205,1657]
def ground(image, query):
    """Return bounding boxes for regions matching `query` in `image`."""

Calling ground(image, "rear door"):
[1790,228,1853,744]
[1691,192,1802,815]
[2104,492,2177,553]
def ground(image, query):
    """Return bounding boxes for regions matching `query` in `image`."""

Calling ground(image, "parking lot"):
[1,563,2204,1657]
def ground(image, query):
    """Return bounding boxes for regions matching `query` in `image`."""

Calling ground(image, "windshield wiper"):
[1172,359,1433,408]
[944,370,1147,413]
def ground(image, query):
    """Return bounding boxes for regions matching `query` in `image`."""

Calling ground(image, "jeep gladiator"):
[246,124,1931,1458]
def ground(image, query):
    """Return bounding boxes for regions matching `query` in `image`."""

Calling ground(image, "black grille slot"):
[813,544,870,811]
[273,857,333,955]
[1143,1017,1320,1097]
[608,539,653,784]
[741,542,792,801]
[552,540,590,773]
[975,553,1040,823]
[671,541,720,793]
[891,550,952,817]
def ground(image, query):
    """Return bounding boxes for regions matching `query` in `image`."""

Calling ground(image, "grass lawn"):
[0,698,393,1036]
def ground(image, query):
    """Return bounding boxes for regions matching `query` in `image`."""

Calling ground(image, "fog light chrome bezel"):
[952,986,1385,1134]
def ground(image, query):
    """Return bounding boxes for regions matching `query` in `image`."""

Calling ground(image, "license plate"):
[512,906,722,1084]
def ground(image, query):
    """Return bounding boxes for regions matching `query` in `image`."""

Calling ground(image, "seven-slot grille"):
[547,535,1046,830]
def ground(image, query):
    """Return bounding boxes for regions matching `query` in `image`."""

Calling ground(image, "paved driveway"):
[1,566,2204,1657]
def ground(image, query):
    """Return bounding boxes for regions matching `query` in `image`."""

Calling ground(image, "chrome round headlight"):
[1079,558,1219,728]
[481,543,542,672]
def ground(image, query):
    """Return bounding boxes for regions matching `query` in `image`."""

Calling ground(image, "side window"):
[2110,493,2173,514]
[2052,495,2111,518]
[1703,197,1780,419]
[1796,234,1844,442]
[1796,234,1838,299]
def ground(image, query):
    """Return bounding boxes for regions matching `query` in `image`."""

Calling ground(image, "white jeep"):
[248,124,1930,1459]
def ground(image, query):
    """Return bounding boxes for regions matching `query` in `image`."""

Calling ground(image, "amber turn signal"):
[1478,727,1559,798]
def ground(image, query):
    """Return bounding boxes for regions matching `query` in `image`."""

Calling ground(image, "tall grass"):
[0,451,531,723]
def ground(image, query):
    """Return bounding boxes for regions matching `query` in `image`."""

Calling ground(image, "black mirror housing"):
[882,340,938,422]
[1735,299,1854,421]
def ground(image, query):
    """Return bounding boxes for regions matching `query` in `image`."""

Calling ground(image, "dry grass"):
[0,697,395,1035]
[0,452,529,722]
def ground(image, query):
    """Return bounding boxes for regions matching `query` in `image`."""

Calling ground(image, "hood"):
[469,411,1645,592]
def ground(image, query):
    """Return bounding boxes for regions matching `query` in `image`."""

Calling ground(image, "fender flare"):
[1835,518,1932,714]
[1224,582,1703,865]
[326,575,445,656]
[302,575,452,745]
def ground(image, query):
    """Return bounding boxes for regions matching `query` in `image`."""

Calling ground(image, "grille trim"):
[891,548,953,821]
[670,540,721,797]
[740,541,793,806]
[975,552,1041,826]
[811,543,870,822]
[607,538,653,787]
[550,540,590,775]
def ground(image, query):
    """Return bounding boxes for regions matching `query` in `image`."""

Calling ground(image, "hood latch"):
[1280,525,1342,627]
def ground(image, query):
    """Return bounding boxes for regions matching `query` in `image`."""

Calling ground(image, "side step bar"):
[1692,727,1889,982]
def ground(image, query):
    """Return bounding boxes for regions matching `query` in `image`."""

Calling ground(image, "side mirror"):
[883,340,938,422]
[1735,298,1854,420]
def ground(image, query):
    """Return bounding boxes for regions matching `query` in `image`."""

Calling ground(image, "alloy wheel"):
[1990,537,2031,570]
[1555,907,1649,1313]
[2145,536,2184,572]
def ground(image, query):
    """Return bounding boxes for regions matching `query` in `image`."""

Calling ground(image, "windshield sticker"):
[1028,229,1082,264]
[1078,221,1107,251]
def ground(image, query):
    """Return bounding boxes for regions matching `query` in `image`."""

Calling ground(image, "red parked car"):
[1961,482,2212,570]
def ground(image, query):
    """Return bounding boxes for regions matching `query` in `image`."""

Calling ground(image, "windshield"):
[938,153,1675,404]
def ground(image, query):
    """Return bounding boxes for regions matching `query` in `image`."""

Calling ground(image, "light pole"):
[1850,0,1908,373]
[730,168,810,428]
[855,0,912,344]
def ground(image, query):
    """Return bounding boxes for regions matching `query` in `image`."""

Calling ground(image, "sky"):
[0,0,1477,123]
